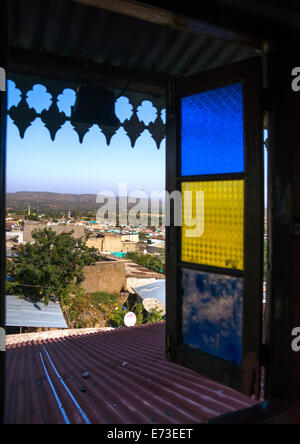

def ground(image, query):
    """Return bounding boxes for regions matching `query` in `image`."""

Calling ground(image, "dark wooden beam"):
[146,1,300,56]
[8,48,166,97]
[70,0,264,50]
[265,54,300,401]
[0,0,7,426]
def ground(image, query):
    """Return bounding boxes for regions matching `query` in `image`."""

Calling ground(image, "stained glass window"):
[182,269,243,365]
[182,180,244,270]
[181,83,244,176]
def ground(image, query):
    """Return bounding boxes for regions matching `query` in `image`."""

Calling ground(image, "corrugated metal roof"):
[134,280,165,306]
[125,261,165,279]
[6,295,67,329]
[4,323,257,424]
[7,0,257,80]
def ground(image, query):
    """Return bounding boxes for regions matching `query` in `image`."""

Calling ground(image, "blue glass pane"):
[181,83,244,176]
[182,269,243,365]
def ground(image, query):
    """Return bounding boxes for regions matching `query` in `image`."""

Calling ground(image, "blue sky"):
[6,81,166,196]
[6,80,267,200]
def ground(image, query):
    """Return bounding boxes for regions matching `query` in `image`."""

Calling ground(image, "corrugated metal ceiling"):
[7,0,257,80]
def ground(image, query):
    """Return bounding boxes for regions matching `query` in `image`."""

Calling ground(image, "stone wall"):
[83,261,126,294]
[87,234,138,254]
[87,234,127,253]
[121,241,138,253]
[102,234,122,252]
[86,237,103,251]
[23,222,86,242]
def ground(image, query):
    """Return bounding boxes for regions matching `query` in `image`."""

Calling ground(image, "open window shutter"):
[166,57,264,398]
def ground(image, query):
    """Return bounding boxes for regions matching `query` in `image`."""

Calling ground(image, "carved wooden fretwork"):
[7,74,166,149]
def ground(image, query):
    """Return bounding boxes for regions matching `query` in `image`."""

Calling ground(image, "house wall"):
[121,234,139,242]
[83,261,126,294]
[23,222,86,242]
[121,241,138,253]
[87,236,138,253]
[101,234,123,252]
[86,237,103,251]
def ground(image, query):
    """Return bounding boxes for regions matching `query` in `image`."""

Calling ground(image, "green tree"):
[108,302,163,328]
[6,228,99,305]
[109,303,143,328]
[147,308,164,323]
[25,214,40,221]
[138,233,147,241]
[127,252,165,274]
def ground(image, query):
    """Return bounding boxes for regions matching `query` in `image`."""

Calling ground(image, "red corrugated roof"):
[4,323,257,424]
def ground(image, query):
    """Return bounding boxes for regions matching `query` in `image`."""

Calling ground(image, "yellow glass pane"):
[182,180,244,270]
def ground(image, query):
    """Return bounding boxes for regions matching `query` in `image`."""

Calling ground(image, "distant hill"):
[6,191,164,217]
[6,192,101,215]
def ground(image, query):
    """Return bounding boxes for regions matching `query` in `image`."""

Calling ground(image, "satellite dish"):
[124,312,137,327]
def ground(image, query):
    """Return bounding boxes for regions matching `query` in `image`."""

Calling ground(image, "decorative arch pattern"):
[7,73,166,149]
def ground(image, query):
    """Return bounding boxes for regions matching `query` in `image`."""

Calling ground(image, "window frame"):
[166,57,264,397]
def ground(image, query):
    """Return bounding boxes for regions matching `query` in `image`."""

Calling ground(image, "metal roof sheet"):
[4,323,257,424]
[125,261,165,279]
[8,0,256,81]
[6,295,67,329]
[134,280,165,306]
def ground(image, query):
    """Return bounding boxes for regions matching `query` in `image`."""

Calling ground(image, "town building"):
[87,232,139,254]
[23,222,86,243]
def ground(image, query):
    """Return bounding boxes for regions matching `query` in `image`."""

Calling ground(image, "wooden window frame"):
[166,57,264,398]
